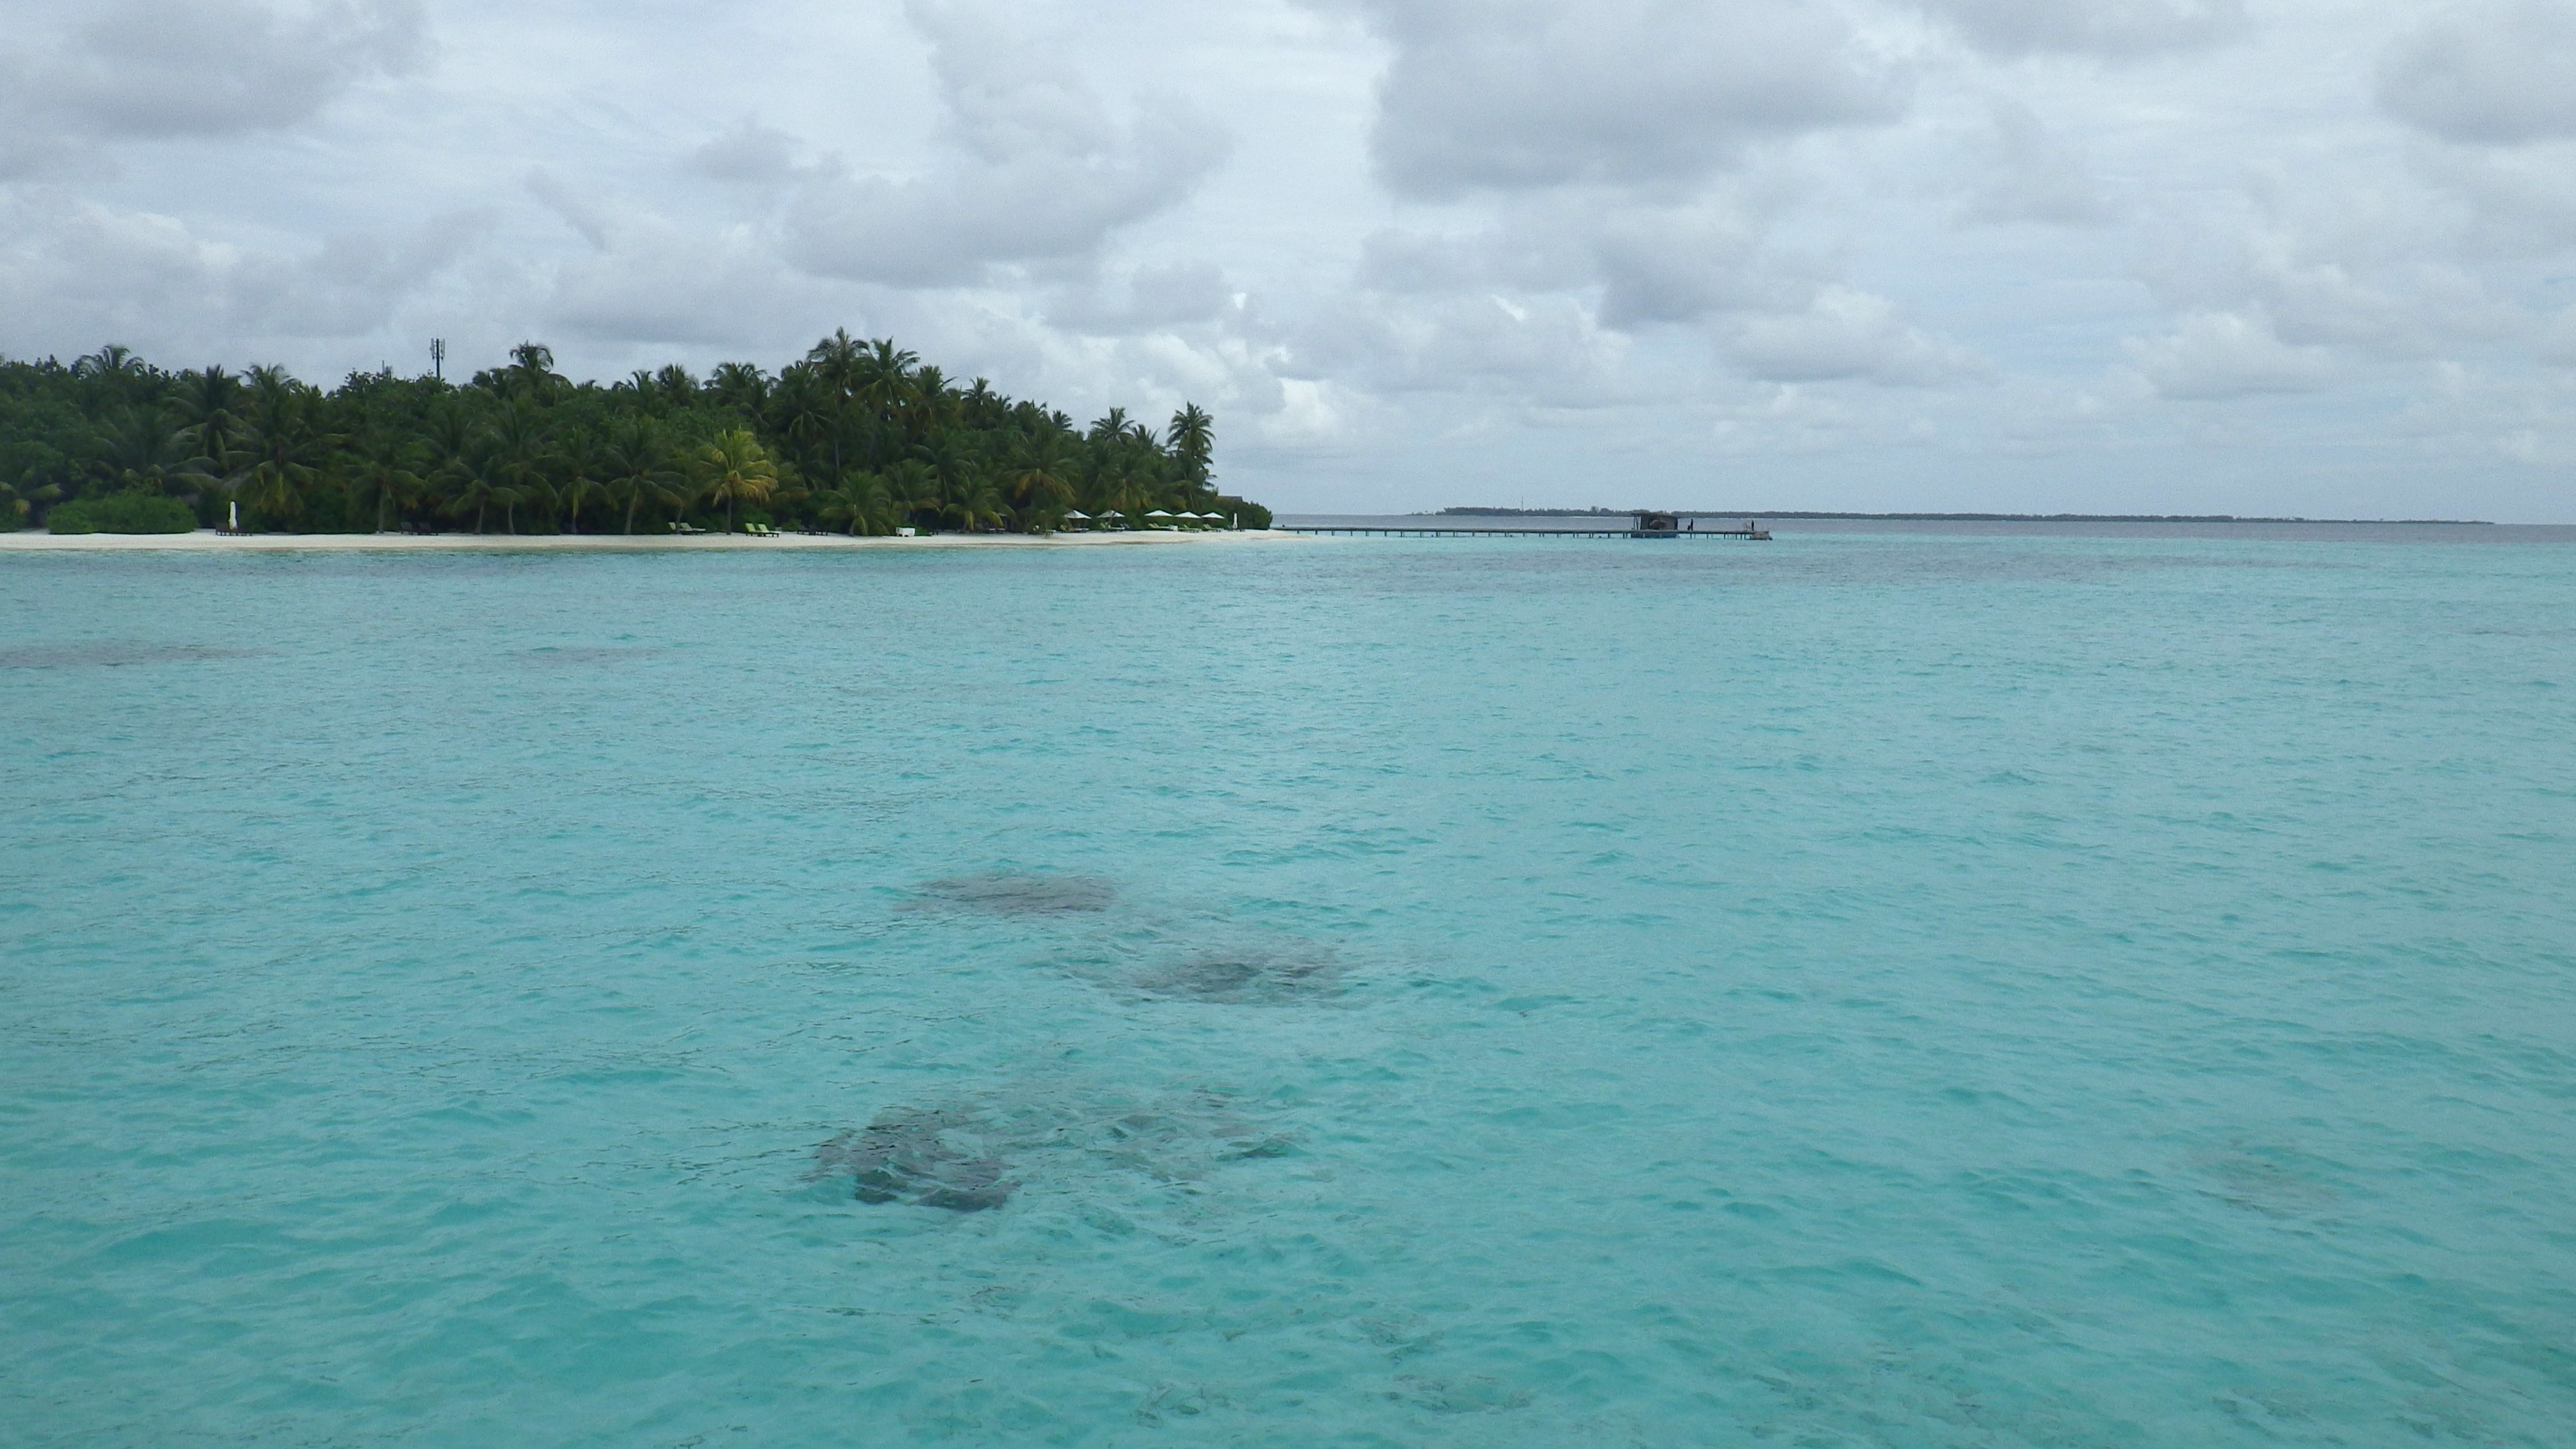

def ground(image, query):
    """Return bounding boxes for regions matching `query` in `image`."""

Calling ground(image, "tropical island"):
[0,335,1270,538]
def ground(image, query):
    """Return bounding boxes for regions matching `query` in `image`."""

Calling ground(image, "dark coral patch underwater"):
[1133,946,1344,1005]
[915,872,1117,916]
[811,1091,1300,1213]
[814,1107,1014,1212]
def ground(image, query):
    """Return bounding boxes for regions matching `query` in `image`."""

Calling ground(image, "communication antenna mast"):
[430,338,445,381]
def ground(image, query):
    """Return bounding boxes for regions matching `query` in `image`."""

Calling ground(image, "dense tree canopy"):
[0,334,1269,535]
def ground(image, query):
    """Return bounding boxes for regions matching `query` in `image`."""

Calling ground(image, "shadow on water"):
[810,1090,1298,1213]
[2185,1141,2344,1217]
[516,644,677,666]
[1131,945,1345,1005]
[912,871,1118,916]
[813,1107,1014,1212]
[0,642,259,668]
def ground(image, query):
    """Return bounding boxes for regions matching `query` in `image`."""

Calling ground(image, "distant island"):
[1,336,1268,536]
[1439,508,2491,524]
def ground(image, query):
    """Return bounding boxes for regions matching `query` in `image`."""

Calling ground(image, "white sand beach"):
[0,528,1310,553]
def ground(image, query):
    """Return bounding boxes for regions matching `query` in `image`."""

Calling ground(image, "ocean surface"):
[5,524,2573,1446]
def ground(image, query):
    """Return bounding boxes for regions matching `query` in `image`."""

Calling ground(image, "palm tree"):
[692,428,780,532]
[808,328,866,403]
[885,457,939,529]
[1168,402,1213,499]
[805,329,867,477]
[170,367,251,480]
[850,340,918,467]
[238,366,338,526]
[1005,431,1075,530]
[864,337,918,387]
[71,346,158,407]
[444,446,507,534]
[894,365,953,449]
[494,342,568,404]
[557,426,607,534]
[344,415,424,533]
[951,474,1007,532]
[418,400,482,529]
[349,454,423,535]
[813,471,897,536]
[710,362,770,420]
[1102,448,1163,526]
[769,365,835,471]
[72,345,141,378]
[484,400,560,534]
[86,407,201,494]
[598,417,687,534]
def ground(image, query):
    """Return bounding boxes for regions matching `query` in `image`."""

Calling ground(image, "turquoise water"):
[4,531,2573,1446]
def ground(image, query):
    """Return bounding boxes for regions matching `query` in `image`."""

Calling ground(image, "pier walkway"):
[1282,523,1772,540]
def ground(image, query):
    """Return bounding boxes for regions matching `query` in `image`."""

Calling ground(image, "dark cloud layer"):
[1355,0,1903,196]
[783,1,1228,285]
[0,0,425,176]
[1919,0,2248,56]
[2378,0,2576,144]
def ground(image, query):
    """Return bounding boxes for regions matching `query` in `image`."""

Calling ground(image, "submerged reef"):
[916,872,1117,916]
[813,1090,1296,1213]
[1133,946,1344,1005]
[0,642,258,669]
[814,1107,1014,1212]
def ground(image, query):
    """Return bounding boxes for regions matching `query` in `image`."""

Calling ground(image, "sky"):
[3,0,2575,519]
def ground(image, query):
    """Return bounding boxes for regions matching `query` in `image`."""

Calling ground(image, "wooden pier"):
[1284,514,1772,540]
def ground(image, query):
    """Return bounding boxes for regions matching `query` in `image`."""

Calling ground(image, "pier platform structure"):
[1283,512,1771,540]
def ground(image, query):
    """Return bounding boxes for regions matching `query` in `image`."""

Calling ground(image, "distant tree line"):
[0,334,1269,535]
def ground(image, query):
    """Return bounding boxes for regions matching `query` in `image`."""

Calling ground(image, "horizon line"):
[1419,508,2497,525]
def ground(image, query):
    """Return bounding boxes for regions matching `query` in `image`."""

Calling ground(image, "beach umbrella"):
[1144,509,1174,518]
[1063,509,1090,520]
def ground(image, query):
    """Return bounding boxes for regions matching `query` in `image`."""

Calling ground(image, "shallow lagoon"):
[5,530,2573,1445]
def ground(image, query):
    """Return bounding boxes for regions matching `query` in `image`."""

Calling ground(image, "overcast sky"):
[4,0,2574,518]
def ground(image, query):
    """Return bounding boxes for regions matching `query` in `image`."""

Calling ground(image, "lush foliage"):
[0,337,1269,535]
[44,490,197,534]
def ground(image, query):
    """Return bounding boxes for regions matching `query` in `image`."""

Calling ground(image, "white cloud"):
[690,121,808,186]
[1917,0,2249,56]
[783,115,1225,287]
[0,0,426,177]
[1961,100,2109,226]
[1592,200,1791,327]
[0,189,479,357]
[779,1,1229,285]
[1292,289,1632,405]
[1725,286,1988,387]
[1351,0,1905,197]
[2123,309,2338,399]
[2378,0,2576,145]
[1043,261,1235,335]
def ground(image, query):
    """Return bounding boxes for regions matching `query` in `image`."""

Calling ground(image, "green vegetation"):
[0,336,1269,535]
[44,491,197,535]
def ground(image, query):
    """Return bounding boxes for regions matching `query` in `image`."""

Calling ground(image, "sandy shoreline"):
[0,528,1310,553]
